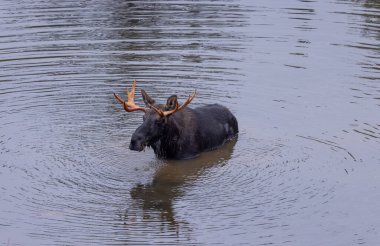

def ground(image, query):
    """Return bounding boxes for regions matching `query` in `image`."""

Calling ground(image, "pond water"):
[1,0,379,245]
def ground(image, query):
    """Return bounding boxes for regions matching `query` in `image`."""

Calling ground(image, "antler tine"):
[125,80,137,104]
[162,90,197,117]
[114,80,146,113]
[149,104,165,117]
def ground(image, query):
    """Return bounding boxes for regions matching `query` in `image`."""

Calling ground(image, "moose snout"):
[129,134,145,152]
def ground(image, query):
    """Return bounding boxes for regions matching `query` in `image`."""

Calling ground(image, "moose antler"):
[114,80,146,112]
[150,90,197,117]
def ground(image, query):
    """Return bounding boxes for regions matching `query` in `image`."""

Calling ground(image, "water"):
[1,0,379,245]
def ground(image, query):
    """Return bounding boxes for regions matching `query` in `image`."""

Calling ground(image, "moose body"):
[114,81,238,159]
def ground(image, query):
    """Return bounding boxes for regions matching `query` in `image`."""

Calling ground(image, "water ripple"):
[1,0,380,245]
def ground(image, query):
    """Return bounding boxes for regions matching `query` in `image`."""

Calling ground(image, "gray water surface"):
[1,0,379,245]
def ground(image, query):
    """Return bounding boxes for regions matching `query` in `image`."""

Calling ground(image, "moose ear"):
[165,95,178,111]
[141,89,155,107]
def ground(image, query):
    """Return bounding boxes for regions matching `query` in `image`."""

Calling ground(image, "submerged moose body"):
[114,81,238,159]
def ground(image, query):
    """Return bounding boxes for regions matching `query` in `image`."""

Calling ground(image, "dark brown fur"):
[129,91,238,159]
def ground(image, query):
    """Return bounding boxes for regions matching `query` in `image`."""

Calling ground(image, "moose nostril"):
[129,143,134,150]
[130,139,136,146]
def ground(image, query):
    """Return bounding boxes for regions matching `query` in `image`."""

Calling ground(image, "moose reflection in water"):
[127,139,237,231]
[114,81,239,159]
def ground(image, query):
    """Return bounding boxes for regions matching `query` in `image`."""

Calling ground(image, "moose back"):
[114,81,238,159]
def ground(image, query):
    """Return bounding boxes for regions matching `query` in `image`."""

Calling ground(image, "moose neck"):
[151,116,181,159]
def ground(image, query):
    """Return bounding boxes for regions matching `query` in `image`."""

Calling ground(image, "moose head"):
[114,81,196,153]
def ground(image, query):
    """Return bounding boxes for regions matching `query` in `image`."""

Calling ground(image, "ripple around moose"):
[114,81,239,159]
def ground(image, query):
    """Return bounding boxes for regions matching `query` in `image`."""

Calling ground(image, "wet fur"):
[147,104,238,159]
[128,90,238,159]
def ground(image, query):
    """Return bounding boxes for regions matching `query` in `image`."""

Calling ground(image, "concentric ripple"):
[1,0,380,245]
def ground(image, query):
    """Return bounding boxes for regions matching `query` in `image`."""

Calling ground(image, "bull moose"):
[114,81,238,159]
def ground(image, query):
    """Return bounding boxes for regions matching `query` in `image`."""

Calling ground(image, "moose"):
[114,81,238,159]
